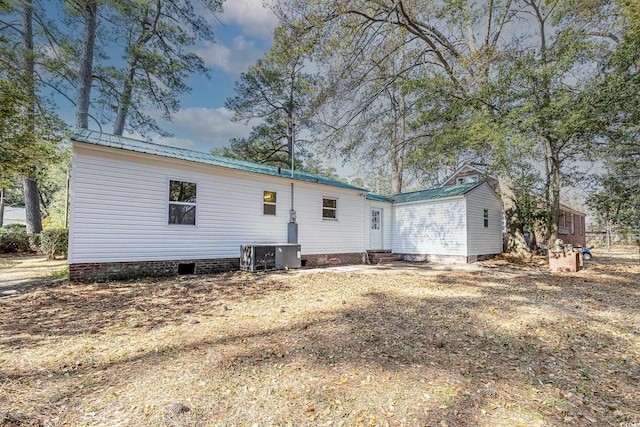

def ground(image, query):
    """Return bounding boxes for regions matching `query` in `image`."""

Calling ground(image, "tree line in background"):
[0,0,222,233]
[224,0,639,252]
[0,0,637,254]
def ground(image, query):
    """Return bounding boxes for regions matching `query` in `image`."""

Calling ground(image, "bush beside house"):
[0,227,32,253]
[40,229,69,259]
[0,226,68,258]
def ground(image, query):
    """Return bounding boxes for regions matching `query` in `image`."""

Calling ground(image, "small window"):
[457,175,478,185]
[371,209,380,229]
[322,197,337,219]
[263,191,276,215]
[483,209,489,228]
[169,180,197,225]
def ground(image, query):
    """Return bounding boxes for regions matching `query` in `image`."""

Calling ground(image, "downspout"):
[287,122,298,244]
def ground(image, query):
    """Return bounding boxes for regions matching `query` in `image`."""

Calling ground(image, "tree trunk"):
[549,156,561,244]
[22,0,42,234]
[390,89,405,194]
[113,60,137,135]
[499,173,529,256]
[76,1,98,130]
[0,188,5,226]
[545,140,561,246]
[23,177,42,234]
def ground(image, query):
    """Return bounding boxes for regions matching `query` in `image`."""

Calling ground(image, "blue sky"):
[152,0,278,152]
[43,0,277,152]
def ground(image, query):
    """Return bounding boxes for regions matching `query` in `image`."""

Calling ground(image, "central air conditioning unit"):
[240,244,302,272]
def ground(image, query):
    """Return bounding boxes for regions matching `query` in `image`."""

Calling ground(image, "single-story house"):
[69,131,503,281]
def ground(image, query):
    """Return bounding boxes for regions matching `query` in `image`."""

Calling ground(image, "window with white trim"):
[168,180,197,225]
[263,191,276,215]
[483,209,489,228]
[322,197,337,219]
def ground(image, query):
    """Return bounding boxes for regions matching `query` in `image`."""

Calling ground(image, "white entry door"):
[370,208,382,249]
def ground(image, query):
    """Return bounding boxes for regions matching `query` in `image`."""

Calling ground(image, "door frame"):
[370,208,383,250]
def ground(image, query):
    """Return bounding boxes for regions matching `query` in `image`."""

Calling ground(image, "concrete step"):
[368,252,402,264]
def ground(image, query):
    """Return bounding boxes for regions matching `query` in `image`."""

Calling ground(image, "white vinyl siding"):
[294,186,365,254]
[465,184,503,256]
[392,198,468,256]
[69,143,365,263]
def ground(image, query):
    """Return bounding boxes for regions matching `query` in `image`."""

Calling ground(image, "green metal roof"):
[72,130,368,192]
[389,181,485,203]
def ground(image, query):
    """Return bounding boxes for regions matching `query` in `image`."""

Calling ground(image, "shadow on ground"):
[1,262,638,426]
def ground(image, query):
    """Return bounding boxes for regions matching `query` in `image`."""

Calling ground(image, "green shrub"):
[40,229,68,259]
[3,223,26,230]
[28,233,41,252]
[0,229,31,253]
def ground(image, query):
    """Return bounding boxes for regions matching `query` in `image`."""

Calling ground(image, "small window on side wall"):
[322,197,337,219]
[483,209,489,228]
[263,191,276,215]
[169,180,197,225]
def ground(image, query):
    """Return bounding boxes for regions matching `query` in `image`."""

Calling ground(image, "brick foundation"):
[69,257,239,282]
[70,252,367,282]
[397,253,499,264]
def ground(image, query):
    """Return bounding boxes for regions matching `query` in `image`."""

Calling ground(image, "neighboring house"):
[69,131,504,281]
[1,206,26,226]
[442,163,587,247]
[555,205,587,247]
[440,164,500,193]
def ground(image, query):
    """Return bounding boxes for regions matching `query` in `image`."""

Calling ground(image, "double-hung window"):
[483,209,489,228]
[322,197,337,220]
[168,180,197,225]
[263,191,276,215]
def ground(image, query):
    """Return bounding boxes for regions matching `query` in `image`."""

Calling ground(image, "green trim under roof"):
[72,130,368,192]
[365,193,392,202]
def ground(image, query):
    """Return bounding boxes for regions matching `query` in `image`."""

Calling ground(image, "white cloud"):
[162,107,257,151]
[221,0,279,39]
[196,36,262,76]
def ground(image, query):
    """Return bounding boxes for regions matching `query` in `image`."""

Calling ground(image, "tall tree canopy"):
[587,0,640,237]
[0,0,66,233]
[0,0,222,231]
[222,23,318,168]
[271,0,625,253]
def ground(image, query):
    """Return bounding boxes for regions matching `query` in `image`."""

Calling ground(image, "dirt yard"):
[0,248,638,426]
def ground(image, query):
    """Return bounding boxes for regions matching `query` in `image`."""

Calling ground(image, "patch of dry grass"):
[0,251,639,426]
[0,255,67,281]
